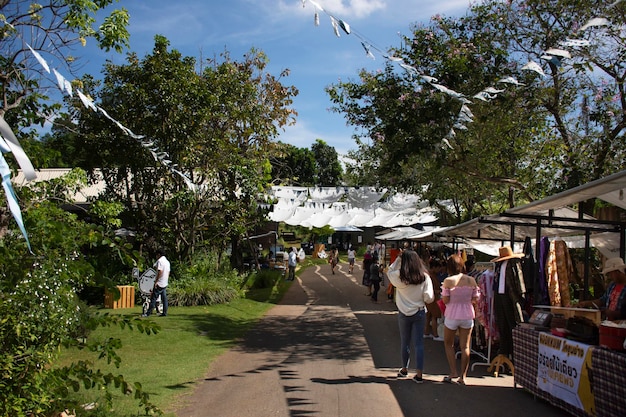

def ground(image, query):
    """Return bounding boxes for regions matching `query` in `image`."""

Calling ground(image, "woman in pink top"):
[441,254,480,385]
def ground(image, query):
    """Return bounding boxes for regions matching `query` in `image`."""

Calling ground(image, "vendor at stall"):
[577,257,626,321]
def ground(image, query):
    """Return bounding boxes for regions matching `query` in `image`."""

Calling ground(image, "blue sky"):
[80,0,471,158]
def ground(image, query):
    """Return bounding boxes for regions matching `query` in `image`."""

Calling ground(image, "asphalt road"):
[174,262,566,417]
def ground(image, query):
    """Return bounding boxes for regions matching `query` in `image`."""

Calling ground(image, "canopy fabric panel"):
[508,169,626,213]
[266,186,436,228]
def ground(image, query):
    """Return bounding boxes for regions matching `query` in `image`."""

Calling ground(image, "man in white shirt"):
[287,247,297,281]
[143,249,171,317]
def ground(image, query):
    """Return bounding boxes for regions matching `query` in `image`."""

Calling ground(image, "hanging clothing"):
[547,239,574,307]
[493,258,526,356]
[521,237,536,316]
[535,236,550,306]
[475,269,499,341]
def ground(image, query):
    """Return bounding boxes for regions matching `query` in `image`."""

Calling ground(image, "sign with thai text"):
[537,332,595,415]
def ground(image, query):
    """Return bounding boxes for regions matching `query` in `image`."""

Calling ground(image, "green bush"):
[168,250,246,306]
[0,179,157,417]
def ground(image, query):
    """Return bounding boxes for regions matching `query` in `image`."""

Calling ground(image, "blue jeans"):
[147,285,168,316]
[398,309,426,371]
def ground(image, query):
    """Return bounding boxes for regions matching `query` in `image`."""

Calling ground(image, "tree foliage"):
[0,0,130,139]
[327,0,626,218]
[0,169,160,417]
[271,142,317,186]
[270,140,343,186]
[311,139,343,186]
[49,36,298,267]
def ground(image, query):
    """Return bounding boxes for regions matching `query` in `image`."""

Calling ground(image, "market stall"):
[428,170,626,416]
[513,321,626,417]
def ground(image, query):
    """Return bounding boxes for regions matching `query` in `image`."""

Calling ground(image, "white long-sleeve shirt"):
[387,257,434,316]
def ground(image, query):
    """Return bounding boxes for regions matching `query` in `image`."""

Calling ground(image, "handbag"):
[437,299,446,315]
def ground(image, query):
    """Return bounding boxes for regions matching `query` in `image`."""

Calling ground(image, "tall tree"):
[491,0,626,189]
[311,139,343,186]
[55,36,298,267]
[270,142,317,186]
[0,0,129,136]
[327,0,626,217]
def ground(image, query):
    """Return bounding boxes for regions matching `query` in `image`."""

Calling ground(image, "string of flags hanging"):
[0,21,199,252]
[26,41,197,190]
[300,0,623,150]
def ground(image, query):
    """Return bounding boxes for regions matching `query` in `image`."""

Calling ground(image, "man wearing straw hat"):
[577,257,626,321]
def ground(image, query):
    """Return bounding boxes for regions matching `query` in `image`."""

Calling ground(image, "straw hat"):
[491,246,524,263]
[601,257,626,275]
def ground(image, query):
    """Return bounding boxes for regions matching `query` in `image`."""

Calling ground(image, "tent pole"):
[583,230,591,300]
[619,225,626,259]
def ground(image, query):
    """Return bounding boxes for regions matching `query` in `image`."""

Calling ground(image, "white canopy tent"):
[267,186,439,229]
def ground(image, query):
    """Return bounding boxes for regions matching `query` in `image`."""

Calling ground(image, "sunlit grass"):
[56,258,329,416]
[57,298,281,415]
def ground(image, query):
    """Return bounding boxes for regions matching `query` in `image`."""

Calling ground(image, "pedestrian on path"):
[329,247,339,275]
[387,249,434,383]
[347,246,356,274]
[287,247,297,281]
[370,258,382,303]
[362,250,373,295]
[441,254,481,385]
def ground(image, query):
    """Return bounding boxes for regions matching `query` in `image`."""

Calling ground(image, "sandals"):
[442,376,457,384]
[442,376,466,385]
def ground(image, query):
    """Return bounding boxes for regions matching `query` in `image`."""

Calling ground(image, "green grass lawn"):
[58,301,270,416]
[56,260,326,416]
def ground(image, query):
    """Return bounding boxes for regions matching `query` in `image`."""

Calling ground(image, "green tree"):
[489,0,626,189]
[271,142,320,186]
[327,0,626,217]
[0,1,129,146]
[0,169,159,417]
[53,36,298,268]
[328,14,541,215]
[311,139,343,186]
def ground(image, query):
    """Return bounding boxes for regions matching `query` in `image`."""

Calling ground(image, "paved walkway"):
[175,262,565,417]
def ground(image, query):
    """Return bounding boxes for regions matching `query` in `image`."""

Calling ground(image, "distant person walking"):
[287,247,297,281]
[347,246,356,274]
[388,249,434,383]
[370,258,382,303]
[441,254,480,385]
[329,247,339,275]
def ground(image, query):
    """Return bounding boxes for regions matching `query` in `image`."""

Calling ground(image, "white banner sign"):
[537,332,595,414]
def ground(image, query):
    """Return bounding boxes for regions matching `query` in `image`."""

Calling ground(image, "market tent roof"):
[376,227,422,240]
[267,186,438,228]
[508,169,626,214]
[430,171,626,258]
[434,207,604,242]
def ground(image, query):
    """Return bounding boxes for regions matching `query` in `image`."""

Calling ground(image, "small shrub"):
[167,250,246,306]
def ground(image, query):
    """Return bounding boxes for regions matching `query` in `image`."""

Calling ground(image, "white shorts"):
[444,318,474,330]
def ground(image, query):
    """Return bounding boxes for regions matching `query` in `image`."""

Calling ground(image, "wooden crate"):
[104,285,135,309]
